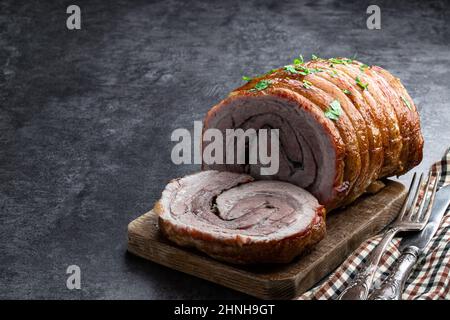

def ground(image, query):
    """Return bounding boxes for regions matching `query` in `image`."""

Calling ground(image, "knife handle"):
[368,247,419,300]
[338,227,399,300]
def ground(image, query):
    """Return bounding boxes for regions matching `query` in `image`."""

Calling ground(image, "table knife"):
[368,184,450,300]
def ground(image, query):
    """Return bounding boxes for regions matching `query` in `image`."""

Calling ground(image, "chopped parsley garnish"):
[295,65,311,75]
[401,96,412,110]
[342,89,351,95]
[329,58,353,65]
[284,65,298,74]
[355,76,369,90]
[293,55,304,65]
[303,80,313,89]
[360,64,369,72]
[324,100,342,121]
[311,54,319,60]
[251,80,271,91]
[284,64,322,76]
[242,76,252,82]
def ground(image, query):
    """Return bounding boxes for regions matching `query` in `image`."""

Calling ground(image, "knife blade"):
[369,184,450,300]
[399,183,450,252]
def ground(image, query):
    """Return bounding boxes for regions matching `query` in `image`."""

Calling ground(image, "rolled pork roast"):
[155,57,423,264]
[203,58,423,210]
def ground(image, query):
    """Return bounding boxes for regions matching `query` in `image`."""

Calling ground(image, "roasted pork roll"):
[203,57,423,210]
[155,170,326,264]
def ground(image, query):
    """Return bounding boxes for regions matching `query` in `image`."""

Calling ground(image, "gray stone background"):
[1,0,449,299]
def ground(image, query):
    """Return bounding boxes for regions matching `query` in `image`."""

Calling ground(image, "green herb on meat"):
[324,100,342,121]
[342,89,351,95]
[302,65,323,75]
[250,80,271,91]
[302,80,313,89]
[401,96,412,110]
[355,76,369,90]
[311,54,319,60]
[284,65,298,74]
[284,63,323,76]
[295,65,311,75]
[329,58,353,65]
[359,64,369,72]
[242,76,252,82]
[293,54,304,65]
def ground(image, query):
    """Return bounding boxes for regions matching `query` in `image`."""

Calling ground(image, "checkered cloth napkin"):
[299,148,450,300]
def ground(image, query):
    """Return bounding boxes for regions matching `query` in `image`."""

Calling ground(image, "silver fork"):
[338,171,440,300]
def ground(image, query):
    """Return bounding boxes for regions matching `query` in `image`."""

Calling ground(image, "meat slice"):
[155,170,326,264]
[203,89,347,210]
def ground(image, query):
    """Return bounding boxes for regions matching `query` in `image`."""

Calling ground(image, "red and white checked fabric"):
[299,148,450,300]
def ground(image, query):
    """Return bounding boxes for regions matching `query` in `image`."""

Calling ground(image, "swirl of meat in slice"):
[155,170,326,264]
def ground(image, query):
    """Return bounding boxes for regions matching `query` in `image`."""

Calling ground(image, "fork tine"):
[398,172,417,220]
[419,171,440,224]
[404,172,424,220]
[414,171,433,222]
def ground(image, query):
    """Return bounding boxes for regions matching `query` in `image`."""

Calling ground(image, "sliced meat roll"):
[202,57,423,210]
[155,170,326,264]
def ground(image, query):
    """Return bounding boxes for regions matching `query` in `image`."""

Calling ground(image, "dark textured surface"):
[1,0,449,299]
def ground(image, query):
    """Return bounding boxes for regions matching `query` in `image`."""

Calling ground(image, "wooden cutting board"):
[127,180,405,299]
